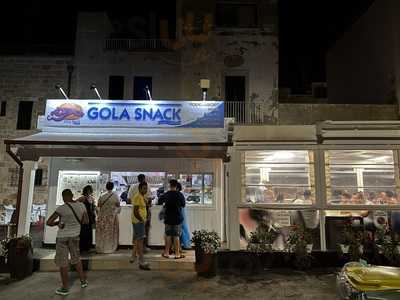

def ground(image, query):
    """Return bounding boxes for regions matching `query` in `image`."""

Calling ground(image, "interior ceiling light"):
[263,151,296,161]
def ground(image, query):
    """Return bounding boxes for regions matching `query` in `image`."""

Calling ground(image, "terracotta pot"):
[195,247,217,277]
[7,238,33,280]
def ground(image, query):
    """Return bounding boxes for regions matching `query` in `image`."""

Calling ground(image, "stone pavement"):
[0,269,338,300]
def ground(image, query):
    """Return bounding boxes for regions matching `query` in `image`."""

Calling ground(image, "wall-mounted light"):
[90,84,102,100]
[200,79,210,101]
[55,84,68,100]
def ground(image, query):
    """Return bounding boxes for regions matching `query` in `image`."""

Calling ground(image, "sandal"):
[162,253,170,259]
[174,254,185,259]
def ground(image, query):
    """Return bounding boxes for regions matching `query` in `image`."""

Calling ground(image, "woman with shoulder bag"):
[96,182,121,254]
[77,185,96,253]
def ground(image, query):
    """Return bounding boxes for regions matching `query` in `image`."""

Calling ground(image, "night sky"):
[0,0,376,94]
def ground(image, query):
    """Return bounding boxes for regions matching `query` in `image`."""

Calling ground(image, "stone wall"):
[0,55,74,205]
[278,103,399,125]
[74,12,278,123]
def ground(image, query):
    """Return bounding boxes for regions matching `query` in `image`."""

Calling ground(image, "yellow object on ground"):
[344,264,400,292]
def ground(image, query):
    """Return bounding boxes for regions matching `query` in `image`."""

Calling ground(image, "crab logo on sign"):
[47,103,84,122]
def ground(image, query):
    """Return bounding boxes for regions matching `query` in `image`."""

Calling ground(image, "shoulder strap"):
[99,193,113,208]
[65,202,81,225]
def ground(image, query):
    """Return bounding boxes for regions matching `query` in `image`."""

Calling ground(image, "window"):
[16,101,33,130]
[239,208,320,250]
[34,169,43,186]
[108,76,125,100]
[216,2,258,28]
[0,101,6,116]
[133,76,152,100]
[242,150,315,204]
[325,150,398,205]
[167,173,214,205]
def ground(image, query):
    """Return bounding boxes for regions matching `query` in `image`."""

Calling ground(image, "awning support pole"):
[6,144,23,237]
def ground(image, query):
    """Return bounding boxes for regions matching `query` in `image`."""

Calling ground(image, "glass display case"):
[110,172,165,203]
[325,150,399,205]
[179,174,203,204]
[56,171,100,205]
[164,173,214,205]
[242,150,315,205]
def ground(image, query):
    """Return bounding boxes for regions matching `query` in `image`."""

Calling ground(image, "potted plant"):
[287,225,313,270]
[247,222,278,253]
[0,238,9,273]
[338,221,364,260]
[6,235,33,280]
[192,230,221,277]
[339,221,353,254]
[375,226,390,254]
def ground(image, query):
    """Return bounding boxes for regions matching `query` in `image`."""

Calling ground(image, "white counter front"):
[44,204,222,246]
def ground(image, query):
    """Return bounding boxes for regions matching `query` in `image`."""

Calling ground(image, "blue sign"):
[44,100,224,128]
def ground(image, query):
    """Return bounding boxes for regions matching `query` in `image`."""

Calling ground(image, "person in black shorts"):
[162,179,186,259]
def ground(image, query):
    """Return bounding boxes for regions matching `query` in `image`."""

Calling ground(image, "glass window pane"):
[204,174,213,205]
[239,208,320,250]
[179,174,203,205]
[325,150,398,205]
[243,150,315,205]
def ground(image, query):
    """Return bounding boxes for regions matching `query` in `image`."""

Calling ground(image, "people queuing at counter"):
[77,185,96,253]
[46,174,192,277]
[96,182,120,254]
[158,179,186,259]
[127,174,153,252]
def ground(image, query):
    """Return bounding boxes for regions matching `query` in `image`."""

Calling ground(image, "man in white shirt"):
[128,174,153,251]
[46,189,89,296]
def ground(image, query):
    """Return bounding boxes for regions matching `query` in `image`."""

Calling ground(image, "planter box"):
[217,250,350,274]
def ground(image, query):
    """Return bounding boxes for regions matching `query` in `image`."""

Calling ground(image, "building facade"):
[2,0,400,251]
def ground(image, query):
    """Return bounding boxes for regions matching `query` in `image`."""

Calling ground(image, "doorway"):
[225,76,246,123]
[133,76,152,100]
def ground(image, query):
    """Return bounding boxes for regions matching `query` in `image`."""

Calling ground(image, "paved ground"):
[0,269,338,300]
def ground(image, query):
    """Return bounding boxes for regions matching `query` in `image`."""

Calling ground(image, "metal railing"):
[105,39,171,51]
[224,101,271,124]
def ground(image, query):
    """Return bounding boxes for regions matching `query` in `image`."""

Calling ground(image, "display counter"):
[45,204,220,246]
[116,204,221,246]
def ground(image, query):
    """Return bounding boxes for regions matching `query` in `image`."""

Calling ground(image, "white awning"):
[5,132,231,161]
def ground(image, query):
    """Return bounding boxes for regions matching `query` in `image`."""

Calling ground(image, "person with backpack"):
[46,189,89,296]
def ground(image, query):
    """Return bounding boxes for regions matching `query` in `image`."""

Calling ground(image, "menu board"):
[56,171,100,205]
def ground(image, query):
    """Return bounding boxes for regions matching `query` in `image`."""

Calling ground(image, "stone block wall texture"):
[278,103,399,125]
[0,55,74,205]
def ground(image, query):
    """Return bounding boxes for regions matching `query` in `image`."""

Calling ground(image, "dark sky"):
[0,0,376,93]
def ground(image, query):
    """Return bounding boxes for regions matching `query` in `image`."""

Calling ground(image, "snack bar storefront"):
[227,122,400,251]
[5,99,230,246]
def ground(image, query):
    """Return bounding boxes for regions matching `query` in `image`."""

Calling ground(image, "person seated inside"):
[340,192,352,205]
[262,182,275,203]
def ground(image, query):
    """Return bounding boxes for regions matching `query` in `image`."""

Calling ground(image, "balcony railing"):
[105,39,171,51]
[224,101,271,124]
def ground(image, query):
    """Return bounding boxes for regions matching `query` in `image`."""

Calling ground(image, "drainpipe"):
[66,64,74,98]
[6,143,23,237]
